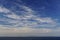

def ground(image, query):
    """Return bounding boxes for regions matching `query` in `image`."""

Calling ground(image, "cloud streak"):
[0,0,60,36]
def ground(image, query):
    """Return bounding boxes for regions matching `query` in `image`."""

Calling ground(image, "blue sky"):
[22,0,60,18]
[0,0,60,36]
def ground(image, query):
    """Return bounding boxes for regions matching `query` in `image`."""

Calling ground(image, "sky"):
[0,0,60,37]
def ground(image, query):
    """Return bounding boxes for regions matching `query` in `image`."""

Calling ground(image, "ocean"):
[0,37,60,40]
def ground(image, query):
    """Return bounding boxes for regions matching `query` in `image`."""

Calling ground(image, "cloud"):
[0,0,60,36]
[0,6,10,13]
[0,25,60,36]
[0,4,57,28]
[5,13,20,19]
[0,27,52,33]
[0,26,60,37]
[35,17,56,24]
[0,26,53,36]
[21,6,34,14]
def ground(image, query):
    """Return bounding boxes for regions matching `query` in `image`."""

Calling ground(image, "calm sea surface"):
[0,37,59,40]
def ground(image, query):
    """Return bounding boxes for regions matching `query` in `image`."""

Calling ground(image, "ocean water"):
[0,37,60,40]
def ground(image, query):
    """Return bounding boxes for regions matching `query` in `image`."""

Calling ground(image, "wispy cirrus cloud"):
[0,5,57,28]
[0,6,10,13]
[0,0,60,36]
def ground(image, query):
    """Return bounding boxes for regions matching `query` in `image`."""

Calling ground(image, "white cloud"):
[0,5,57,28]
[0,25,60,36]
[0,6,10,13]
[0,26,60,37]
[22,6,33,14]
[5,13,20,19]
[1,27,52,33]
[0,1,59,36]
[35,17,56,24]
